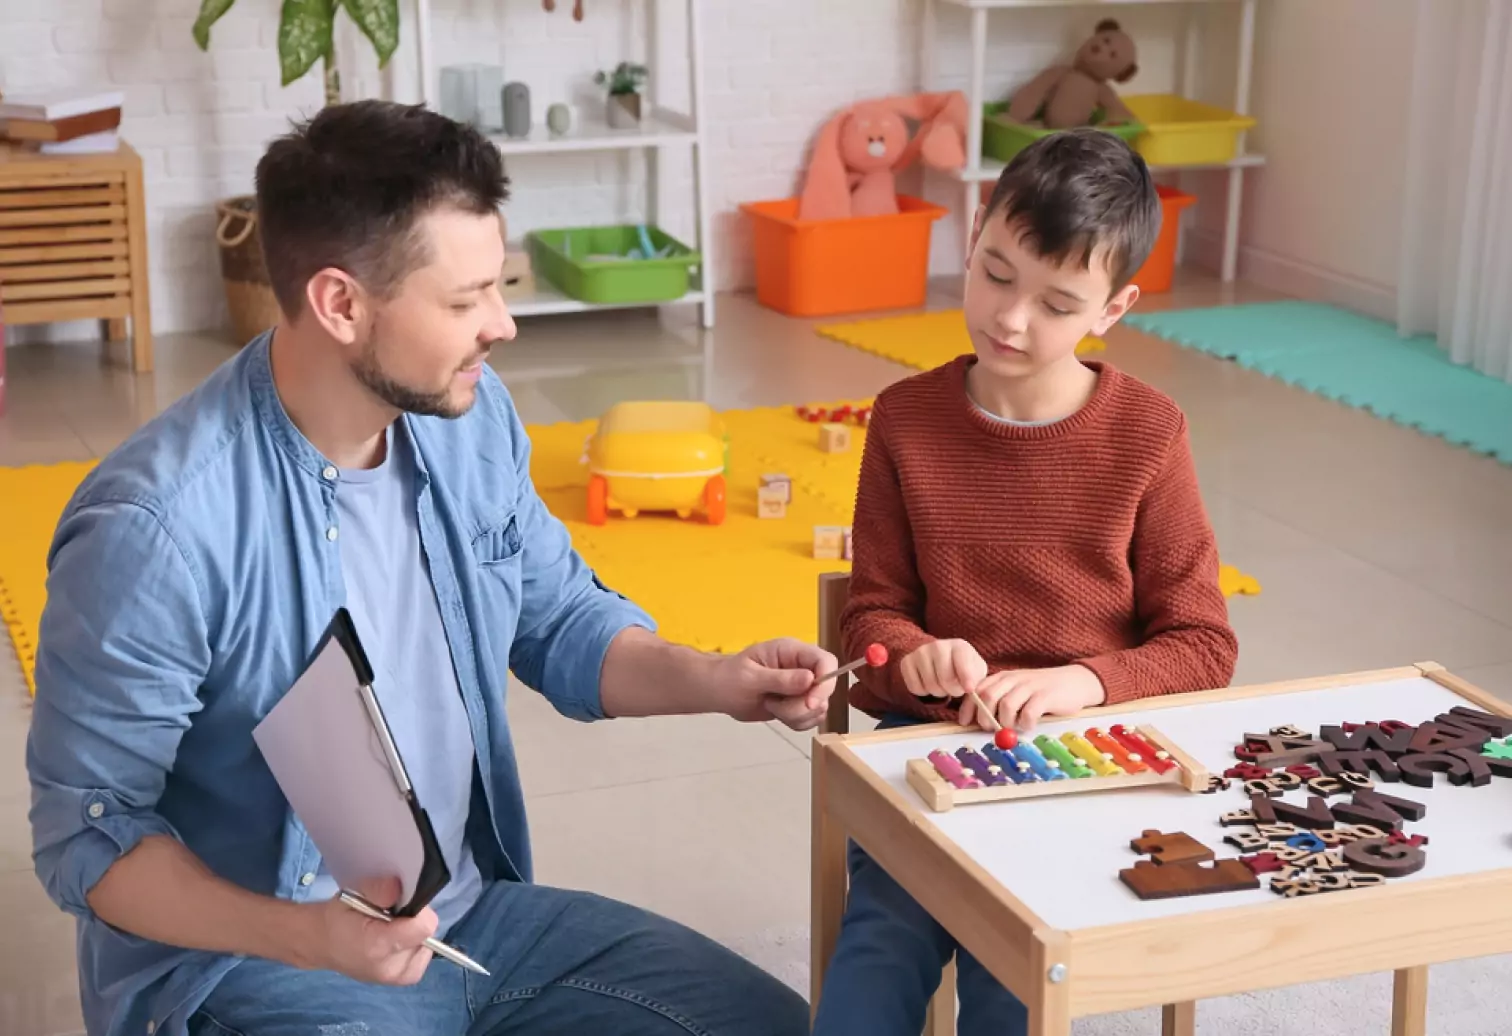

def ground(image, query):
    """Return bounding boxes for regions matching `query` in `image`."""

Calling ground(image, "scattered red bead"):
[993,728,1018,751]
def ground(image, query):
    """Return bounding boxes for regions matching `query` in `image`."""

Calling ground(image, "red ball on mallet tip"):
[994,727,1018,750]
[864,643,888,667]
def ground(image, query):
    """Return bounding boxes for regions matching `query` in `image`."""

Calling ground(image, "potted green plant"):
[189,0,400,344]
[595,62,648,129]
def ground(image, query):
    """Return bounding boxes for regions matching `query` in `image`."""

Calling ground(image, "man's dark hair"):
[983,127,1159,292]
[254,99,510,316]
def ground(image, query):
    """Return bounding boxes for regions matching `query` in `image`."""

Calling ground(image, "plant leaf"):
[279,0,337,86]
[191,0,237,50]
[341,0,400,68]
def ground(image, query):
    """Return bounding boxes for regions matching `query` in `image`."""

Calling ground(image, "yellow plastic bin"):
[1123,94,1256,166]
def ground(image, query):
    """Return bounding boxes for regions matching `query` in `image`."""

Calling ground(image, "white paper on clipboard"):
[252,626,428,906]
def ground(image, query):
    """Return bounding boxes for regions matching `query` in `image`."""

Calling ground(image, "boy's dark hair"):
[254,99,510,316]
[983,127,1159,292]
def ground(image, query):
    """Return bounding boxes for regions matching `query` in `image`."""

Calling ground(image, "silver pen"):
[338,890,490,976]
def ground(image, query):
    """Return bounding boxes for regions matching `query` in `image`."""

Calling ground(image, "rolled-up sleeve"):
[26,500,209,918]
[490,390,656,721]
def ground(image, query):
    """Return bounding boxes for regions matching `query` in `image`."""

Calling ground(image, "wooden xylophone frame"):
[905,725,1210,812]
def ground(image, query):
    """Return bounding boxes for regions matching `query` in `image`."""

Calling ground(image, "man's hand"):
[899,639,987,701]
[307,877,437,985]
[715,637,839,730]
[959,664,1106,733]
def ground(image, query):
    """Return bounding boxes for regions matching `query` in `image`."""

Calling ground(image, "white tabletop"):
[845,675,1512,932]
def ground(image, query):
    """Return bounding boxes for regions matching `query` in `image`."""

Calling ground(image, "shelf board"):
[950,151,1265,183]
[506,283,704,318]
[940,0,1243,8]
[487,109,697,157]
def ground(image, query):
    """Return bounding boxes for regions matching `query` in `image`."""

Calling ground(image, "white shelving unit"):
[923,0,1262,282]
[412,0,716,328]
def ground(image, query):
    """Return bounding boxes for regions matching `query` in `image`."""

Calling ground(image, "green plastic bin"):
[526,224,701,304]
[981,102,1145,165]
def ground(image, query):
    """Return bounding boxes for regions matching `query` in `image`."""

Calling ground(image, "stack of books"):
[0,89,125,155]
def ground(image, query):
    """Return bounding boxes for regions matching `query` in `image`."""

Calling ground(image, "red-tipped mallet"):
[814,642,888,686]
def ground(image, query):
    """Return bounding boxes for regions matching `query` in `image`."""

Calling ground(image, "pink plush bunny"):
[798,92,968,222]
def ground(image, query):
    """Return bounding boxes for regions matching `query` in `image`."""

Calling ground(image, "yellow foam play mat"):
[1,405,1258,696]
[816,309,1104,371]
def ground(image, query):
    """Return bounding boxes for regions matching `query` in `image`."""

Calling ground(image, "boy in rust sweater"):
[811,129,1238,1036]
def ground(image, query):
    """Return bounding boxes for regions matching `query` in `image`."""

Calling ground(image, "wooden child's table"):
[810,662,1512,1034]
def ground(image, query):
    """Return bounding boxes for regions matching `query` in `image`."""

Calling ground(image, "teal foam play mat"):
[1124,301,1512,464]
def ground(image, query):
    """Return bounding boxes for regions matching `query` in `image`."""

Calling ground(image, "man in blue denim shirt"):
[26,101,838,1036]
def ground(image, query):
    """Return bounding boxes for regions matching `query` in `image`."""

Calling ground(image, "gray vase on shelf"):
[547,103,571,135]
[607,92,641,129]
[502,82,531,138]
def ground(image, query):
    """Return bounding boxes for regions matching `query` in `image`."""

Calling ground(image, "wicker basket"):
[216,196,282,346]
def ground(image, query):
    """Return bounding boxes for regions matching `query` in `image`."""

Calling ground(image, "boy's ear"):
[965,204,988,267]
[1092,283,1140,334]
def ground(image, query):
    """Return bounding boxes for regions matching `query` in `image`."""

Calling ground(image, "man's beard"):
[350,323,479,420]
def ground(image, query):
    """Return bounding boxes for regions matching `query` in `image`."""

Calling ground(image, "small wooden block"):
[1120,858,1259,900]
[1130,830,1214,866]
[1219,809,1258,827]
[1406,722,1488,756]
[1440,706,1512,739]
[1223,830,1269,853]
[759,473,791,503]
[1270,795,1336,830]
[1256,822,1304,840]
[1321,722,1414,757]
[1342,837,1427,878]
[499,249,536,300]
[1320,750,1401,783]
[1225,763,1273,781]
[1444,747,1494,786]
[1329,788,1427,830]
[1244,773,1304,798]
[1386,830,1429,848]
[819,423,851,452]
[812,525,845,559]
[1236,732,1337,768]
[756,485,787,518]
[1241,851,1285,875]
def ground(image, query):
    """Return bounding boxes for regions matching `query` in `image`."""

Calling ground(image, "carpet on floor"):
[725,924,1509,1034]
[1124,300,1512,465]
[816,309,1104,371]
[0,403,1258,695]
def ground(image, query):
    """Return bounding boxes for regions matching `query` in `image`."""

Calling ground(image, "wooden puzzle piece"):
[1034,735,1095,779]
[1342,837,1427,878]
[1235,732,1336,768]
[1241,852,1285,875]
[1397,751,1474,788]
[1120,858,1259,900]
[1405,722,1488,756]
[1439,706,1512,739]
[1087,728,1148,773]
[1321,722,1414,756]
[1130,830,1214,866]
[1320,750,1401,783]
[1107,724,1173,774]
[1269,795,1336,830]
[1224,830,1270,853]
[1481,737,1512,761]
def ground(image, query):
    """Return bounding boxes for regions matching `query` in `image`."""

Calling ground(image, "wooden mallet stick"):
[812,643,889,686]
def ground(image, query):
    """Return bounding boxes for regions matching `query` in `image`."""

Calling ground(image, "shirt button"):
[146,1022,156,1035]
[300,872,316,886]
[322,465,338,480]
[88,802,104,819]
[326,526,339,542]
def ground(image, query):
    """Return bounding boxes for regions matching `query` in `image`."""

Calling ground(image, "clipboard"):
[252,608,451,917]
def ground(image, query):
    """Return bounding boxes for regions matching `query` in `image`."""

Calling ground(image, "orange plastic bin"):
[740,196,948,317]
[1129,185,1196,294]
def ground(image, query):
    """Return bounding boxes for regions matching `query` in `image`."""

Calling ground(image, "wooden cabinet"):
[0,141,152,372]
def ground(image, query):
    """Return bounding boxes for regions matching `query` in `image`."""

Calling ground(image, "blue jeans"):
[810,715,1028,1036]
[189,881,807,1036]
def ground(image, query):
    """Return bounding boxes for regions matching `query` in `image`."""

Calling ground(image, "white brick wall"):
[1,0,1234,339]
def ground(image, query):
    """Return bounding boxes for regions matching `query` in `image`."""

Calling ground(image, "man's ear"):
[1092,283,1140,334]
[304,267,368,346]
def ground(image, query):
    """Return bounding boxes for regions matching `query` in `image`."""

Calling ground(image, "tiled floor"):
[4,273,1512,1035]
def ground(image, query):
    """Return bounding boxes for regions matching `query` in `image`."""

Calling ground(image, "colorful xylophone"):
[905,724,1210,812]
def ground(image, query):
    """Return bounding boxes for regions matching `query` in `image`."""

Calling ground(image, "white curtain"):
[1397,0,1512,382]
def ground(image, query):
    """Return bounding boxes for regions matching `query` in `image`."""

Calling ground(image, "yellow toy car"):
[583,401,729,525]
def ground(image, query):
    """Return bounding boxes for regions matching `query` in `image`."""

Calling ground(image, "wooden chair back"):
[818,572,852,735]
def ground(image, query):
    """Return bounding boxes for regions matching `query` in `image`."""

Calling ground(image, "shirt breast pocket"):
[472,513,523,569]
[471,512,524,634]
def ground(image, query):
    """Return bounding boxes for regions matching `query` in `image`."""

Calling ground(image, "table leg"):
[1391,966,1428,1036]
[924,956,955,1035]
[1162,1001,1196,1036]
[810,740,848,1021]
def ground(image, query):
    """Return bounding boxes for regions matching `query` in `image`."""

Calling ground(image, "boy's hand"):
[961,664,1106,733]
[900,639,988,701]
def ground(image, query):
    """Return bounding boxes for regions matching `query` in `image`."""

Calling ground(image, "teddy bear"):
[1006,19,1140,129]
